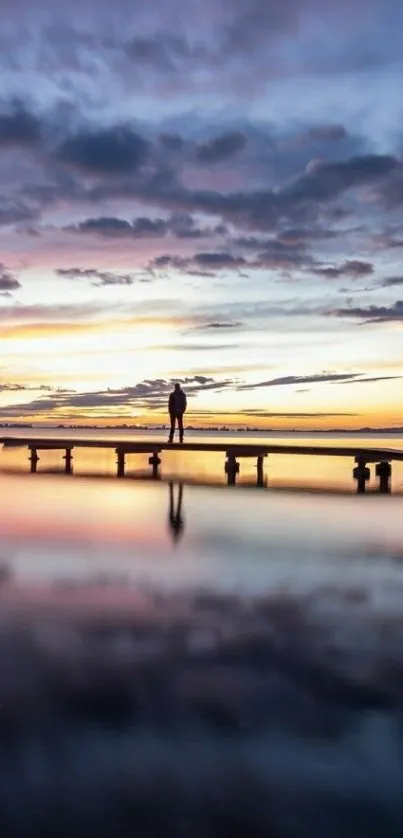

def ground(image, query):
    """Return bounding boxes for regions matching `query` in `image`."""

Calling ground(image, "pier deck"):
[1,436,403,491]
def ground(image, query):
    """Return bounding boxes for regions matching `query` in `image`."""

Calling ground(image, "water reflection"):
[0,470,401,835]
[168,482,184,544]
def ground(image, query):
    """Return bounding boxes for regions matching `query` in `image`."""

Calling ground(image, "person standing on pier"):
[168,382,187,443]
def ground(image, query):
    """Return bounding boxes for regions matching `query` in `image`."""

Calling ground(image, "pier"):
[1,437,403,492]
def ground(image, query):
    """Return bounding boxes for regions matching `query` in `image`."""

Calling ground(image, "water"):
[0,431,403,835]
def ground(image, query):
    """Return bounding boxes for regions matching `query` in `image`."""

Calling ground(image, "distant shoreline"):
[1,424,403,435]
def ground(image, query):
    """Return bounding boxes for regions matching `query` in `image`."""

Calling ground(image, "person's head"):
[174,382,180,391]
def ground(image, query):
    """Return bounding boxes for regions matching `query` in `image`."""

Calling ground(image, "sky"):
[0,0,402,429]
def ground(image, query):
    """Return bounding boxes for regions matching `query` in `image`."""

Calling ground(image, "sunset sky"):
[0,0,402,428]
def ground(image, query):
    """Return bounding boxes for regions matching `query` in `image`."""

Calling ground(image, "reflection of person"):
[168,383,187,443]
[168,482,184,543]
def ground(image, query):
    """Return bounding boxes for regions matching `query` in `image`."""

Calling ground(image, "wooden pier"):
[1,436,403,492]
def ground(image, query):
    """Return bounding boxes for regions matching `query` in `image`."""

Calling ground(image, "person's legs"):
[168,412,176,442]
[178,413,184,442]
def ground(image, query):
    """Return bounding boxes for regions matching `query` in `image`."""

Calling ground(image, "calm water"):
[0,432,403,836]
[0,428,402,615]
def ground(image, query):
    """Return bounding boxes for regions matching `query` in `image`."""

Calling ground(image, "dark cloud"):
[0,99,41,147]
[238,372,365,390]
[232,236,269,249]
[0,265,21,292]
[56,268,136,286]
[56,125,149,175]
[0,383,52,392]
[195,252,245,268]
[276,227,337,245]
[148,241,309,275]
[314,260,374,280]
[376,162,403,207]
[169,214,227,239]
[127,153,399,233]
[0,200,38,227]
[284,155,398,203]
[159,133,184,151]
[69,216,168,238]
[331,301,403,324]
[194,321,243,330]
[148,251,248,274]
[156,342,241,352]
[372,232,403,250]
[66,213,227,241]
[379,276,403,288]
[341,375,403,384]
[233,236,308,267]
[196,132,247,163]
[0,376,236,417]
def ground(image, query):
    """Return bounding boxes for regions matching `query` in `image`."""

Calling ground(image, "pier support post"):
[29,448,39,474]
[116,449,125,478]
[149,452,161,480]
[376,461,391,494]
[64,448,73,475]
[256,455,265,487]
[225,454,240,486]
[353,457,370,494]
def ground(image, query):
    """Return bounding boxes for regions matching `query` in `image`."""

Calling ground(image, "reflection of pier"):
[2,437,403,493]
[168,483,184,543]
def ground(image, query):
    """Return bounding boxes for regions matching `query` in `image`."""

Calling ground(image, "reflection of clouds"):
[0,587,403,834]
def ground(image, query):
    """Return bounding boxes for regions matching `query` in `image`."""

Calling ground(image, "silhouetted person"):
[168,383,187,443]
[168,482,184,543]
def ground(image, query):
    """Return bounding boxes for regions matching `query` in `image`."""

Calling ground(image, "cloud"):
[0,265,21,292]
[331,301,403,324]
[0,99,41,147]
[159,133,184,151]
[169,215,228,239]
[379,276,403,288]
[284,155,398,203]
[148,251,248,275]
[56,125,149,175]
[68,216,169,238]
[340,375,403,384]
[193,321,243,330]
[124,153,399,234]
[56,268,136,286]
[237,372,365,390]
[195,252,245,268]
[0,376,237,417]
[0,382,52,392]
[196,132,247,163]
[376,162,403,207]
[276,227,337,245]
[66,213,228,241]
[313,260,374,280]
[233,236,309,267]
[148,240,309,276]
